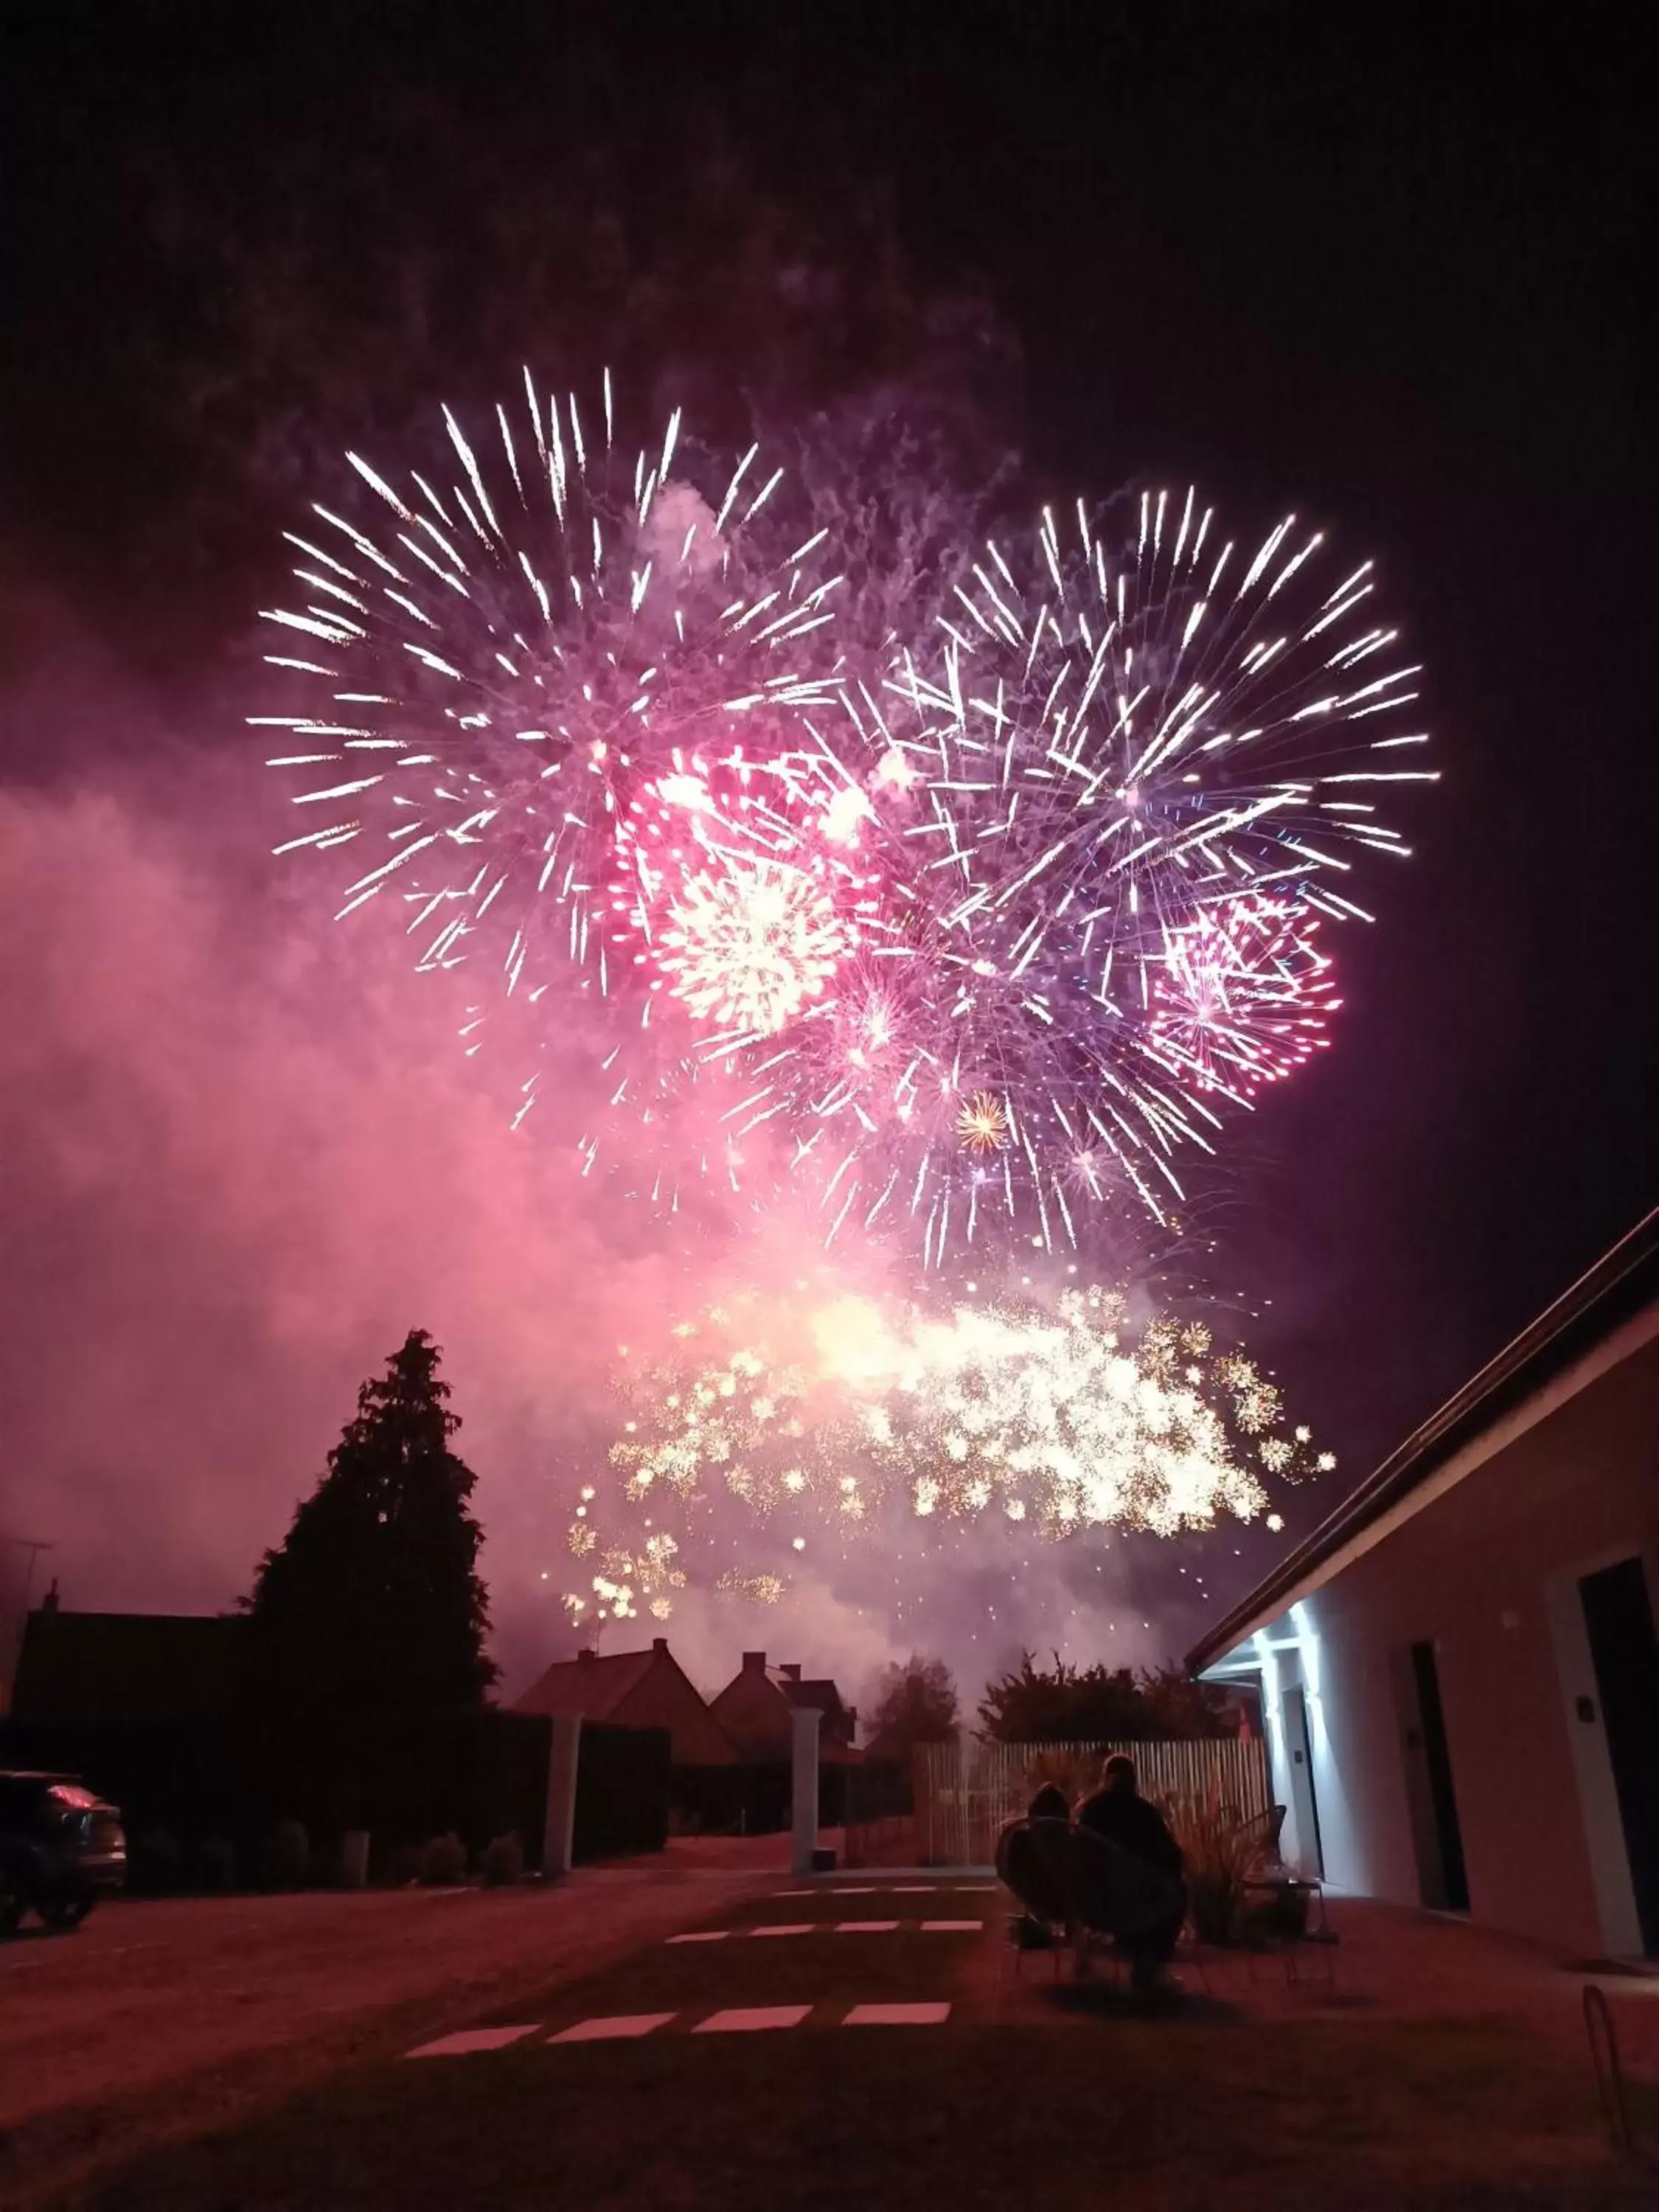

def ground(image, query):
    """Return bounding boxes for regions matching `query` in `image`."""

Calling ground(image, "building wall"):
[1263,1332,1659,1956]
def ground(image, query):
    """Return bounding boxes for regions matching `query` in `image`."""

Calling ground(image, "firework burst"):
[572,1279,1334,1619]
[1149,895,1338,1094]
[260,402,1433,1265]
[608,749,884,1047]
[735,487,1434,1259]
[255,373,841,1094]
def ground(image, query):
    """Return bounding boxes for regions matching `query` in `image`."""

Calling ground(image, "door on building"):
[1579,1556,1659,1956]
[1280,1683,1324,1877]
[1399,1640,1470,1912]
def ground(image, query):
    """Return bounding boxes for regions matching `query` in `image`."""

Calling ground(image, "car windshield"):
[48,1784,100,1812]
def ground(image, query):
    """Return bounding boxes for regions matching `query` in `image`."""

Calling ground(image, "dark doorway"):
[1407,1640,1470,1911]
[1579,1556,1659,1956]
[1281,1683,1324,1877]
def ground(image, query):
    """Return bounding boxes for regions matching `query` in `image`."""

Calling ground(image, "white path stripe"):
[772,1889,814,1897]
[695,2006,810,2034]
[891,1885,936,1893]
[406,2025,539,2059]
[829,1885,876,1894]
[550,2013,675,2044]
[835,1920,900,1933]
[749,1923,813,1936]
[845,2003,952,2026]
[667,1930,730,1944]
[923,1920,984,1932]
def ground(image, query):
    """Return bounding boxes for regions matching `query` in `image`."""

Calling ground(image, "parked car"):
[0,1771,127,1933]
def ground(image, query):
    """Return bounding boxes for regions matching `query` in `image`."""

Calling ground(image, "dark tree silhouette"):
[978,1652,1228,1742]
[243,1330,496,1712]
[866,1653,959,1761]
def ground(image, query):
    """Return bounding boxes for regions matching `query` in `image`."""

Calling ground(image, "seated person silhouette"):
[1003,1784,1074,1946]
[1076,1754,1186,1994]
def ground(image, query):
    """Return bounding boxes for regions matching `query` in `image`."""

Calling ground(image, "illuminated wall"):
[1203,1324,1659,1955]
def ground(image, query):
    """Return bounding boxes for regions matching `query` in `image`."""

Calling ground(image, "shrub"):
[130,1827,183,1894]
[195,1834,238,1893]
[260,1818,311,1891]
[480,1832,524,1888]
[1164,1776,1256,1945]
[420,1831,467,1886]
[388,1843,422,1888]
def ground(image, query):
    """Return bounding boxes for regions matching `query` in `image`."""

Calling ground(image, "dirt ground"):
[0,1834,791,2205]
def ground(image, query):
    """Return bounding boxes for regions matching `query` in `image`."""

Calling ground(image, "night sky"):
[1,4,1651,1695]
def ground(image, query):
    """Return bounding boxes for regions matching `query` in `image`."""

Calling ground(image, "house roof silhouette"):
[513,1637,737,1765]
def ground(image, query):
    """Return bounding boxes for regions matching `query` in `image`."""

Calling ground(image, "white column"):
[791,1705,822,1877]
[542,1713,582,1881]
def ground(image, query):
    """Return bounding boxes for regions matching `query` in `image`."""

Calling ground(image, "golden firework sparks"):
[571,1280,1335,1618]
[958,1090,1009,1152]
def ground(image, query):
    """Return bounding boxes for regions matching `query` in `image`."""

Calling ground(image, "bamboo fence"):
[912,1736,1270,1868]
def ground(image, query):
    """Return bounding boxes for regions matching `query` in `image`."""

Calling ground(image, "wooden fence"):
[912,1736,1271,1868]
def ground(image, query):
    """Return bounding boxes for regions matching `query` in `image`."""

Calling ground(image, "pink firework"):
[1149,897,1339,1095]
[611,751,880,1044]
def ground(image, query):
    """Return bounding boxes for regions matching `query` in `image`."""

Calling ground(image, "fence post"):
[542,1714,582,1880]
[791,1706,821,1876]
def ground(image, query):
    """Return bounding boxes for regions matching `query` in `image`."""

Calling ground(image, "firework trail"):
[254,373,842,1126]
[561,1279,1332,1626]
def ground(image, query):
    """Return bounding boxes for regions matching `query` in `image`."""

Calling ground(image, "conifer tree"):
[244,1330,496,1711]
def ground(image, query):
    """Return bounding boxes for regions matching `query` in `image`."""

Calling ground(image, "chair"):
[996,1819,1186,1983]
[1241,1870,1337,1989]
[1234,1803,1287,1876]
[996,1818,1075,1976]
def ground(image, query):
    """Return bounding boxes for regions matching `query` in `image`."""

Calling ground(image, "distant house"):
[10,1590,246,1725]
[513,1638,737,1766]
[710,1651,860,1764]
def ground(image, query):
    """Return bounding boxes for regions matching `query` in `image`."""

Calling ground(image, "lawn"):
[74,2012,1646,2210]
[29,1884,1653,2208]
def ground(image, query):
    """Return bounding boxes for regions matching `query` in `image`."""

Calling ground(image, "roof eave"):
[1187,1206,1659,1677]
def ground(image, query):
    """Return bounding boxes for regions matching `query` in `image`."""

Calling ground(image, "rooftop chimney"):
[652,1637,668,1653]
[779,1663,802,1683]
[41,1578,60,1619]
[742,1650,766,1673]
[577,1646,596,1664]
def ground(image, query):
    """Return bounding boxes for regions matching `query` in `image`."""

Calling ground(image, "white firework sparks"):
[738,487,1435,1260]
[255,372,843,1123]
